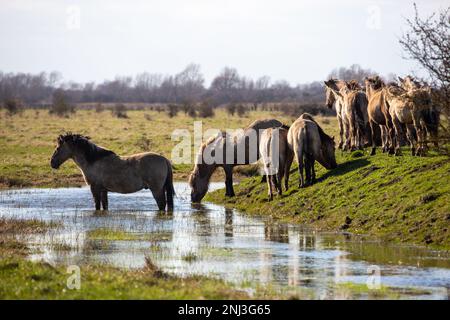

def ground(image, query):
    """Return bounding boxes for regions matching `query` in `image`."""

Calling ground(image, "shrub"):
[112,103,128,118]
[95,103,104,113]
[236,104,247,117]
[50,89,74,117]
[226,103,236,116]
[167,104,179,118]
[197,101,215,118]
[3,99,23,116]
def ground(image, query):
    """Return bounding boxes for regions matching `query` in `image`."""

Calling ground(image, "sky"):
[0,0,448,86]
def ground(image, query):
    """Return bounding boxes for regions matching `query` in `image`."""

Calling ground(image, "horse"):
[324,79,370,151]
[50,133,175,211]
[325,81,347,150]
[384,82,434,156]
[259,126,294,201]
[189,119,283,202]
[364,76,395,155]
[287,114,337,188]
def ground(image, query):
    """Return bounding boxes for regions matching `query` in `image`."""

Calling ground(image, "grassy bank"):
[0,109,295,188]
[206,149,450,249]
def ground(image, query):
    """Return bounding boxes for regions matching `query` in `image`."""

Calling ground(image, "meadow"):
[1,107,449,299]
[0,108,296,188]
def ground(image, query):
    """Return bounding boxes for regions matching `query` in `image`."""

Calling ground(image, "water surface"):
[0,183,449,299]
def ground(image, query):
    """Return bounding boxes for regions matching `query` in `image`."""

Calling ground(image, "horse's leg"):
[284,151,294,191]
[406,124,416,156]
[151,187,166,211]
[90,185,101,210]
[337,115,344,149]
[266,173,273,201]
[304,156,312,186]
[101,189,108,210]
[311,158,316,184]
[224,166,235,197]
[369,120,377,156]
[392,116,403,156]
[380,125,388,153]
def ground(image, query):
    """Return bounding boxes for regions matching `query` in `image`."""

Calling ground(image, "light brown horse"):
[50,133,175,211]
[364,76,395,155]
[287,114,337,187]
[324,79,370,151]
[189,119,283,202]
[384,81,433,155]
[259,126,294,201]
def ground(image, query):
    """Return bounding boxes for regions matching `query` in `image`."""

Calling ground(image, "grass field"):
[1,108,449,248]
[0,108,296,188]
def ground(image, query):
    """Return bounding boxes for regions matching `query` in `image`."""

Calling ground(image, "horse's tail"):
[164,160,175,210]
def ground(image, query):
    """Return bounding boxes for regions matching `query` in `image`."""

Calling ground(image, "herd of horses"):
[50,75,441,210]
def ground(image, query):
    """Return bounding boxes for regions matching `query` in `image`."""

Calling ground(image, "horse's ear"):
[398,76,404,83]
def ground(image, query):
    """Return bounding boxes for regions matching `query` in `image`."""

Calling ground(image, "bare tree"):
[399,4,450,140]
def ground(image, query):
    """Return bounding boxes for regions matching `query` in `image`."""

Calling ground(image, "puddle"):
[0,183,449,299]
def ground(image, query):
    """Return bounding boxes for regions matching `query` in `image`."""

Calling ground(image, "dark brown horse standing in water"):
[189,119,283,202]
[50,133,175,211]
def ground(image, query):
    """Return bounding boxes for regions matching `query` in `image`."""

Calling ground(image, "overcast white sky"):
[0,0,448,85]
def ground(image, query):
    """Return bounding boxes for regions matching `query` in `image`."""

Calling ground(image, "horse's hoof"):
[395,149,402,156]
[370,148,376,156]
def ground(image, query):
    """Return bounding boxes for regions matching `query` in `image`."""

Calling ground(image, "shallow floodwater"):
[0,183,449,299]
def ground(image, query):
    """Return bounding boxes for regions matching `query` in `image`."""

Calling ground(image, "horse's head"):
[324,84,336,109]
[324,79,343,108]
[188,165,211,203]
[322,135,337,170]
[399,75,421,92]
[189,134,223,202]
[50,133,90,169]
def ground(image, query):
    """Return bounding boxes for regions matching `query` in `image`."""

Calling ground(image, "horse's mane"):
[58,132,116,163]
[345,80,361,91]
[366,76,384,90]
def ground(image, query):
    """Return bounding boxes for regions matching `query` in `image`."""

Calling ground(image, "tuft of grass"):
[86,228,141,241]
[0,218,60,234]
[181,252,198,263]
[0,257,250,300]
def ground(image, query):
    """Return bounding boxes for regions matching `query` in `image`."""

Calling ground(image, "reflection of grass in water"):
[86,228,172,242]
[49,242,72,252]
[181,252,198,263]
[334,282,432,300]
[0,218,60,234]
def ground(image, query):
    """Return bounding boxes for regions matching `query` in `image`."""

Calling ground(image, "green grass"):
[0,257,250,299]
[206,149,450,249]
[86,228,172,241]
[0,108,296,188]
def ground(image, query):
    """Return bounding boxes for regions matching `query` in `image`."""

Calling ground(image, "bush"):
[3,99,23,116]
[197,101,215,118]
[167,104,179,118]
[111,103,128,118]
[50,89,74,117]
[226,103,236,116]
[236,104,247,117]
[95,103,104,113]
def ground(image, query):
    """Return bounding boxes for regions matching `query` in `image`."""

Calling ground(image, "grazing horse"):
[324,79,370,151]
[287,114,337,188]
[365,76,395,155]
[259,127,294,201]
[50,133,175,211]
[189,119,283,202]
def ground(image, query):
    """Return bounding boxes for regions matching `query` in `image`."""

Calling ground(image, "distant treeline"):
[0,64,379,107]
